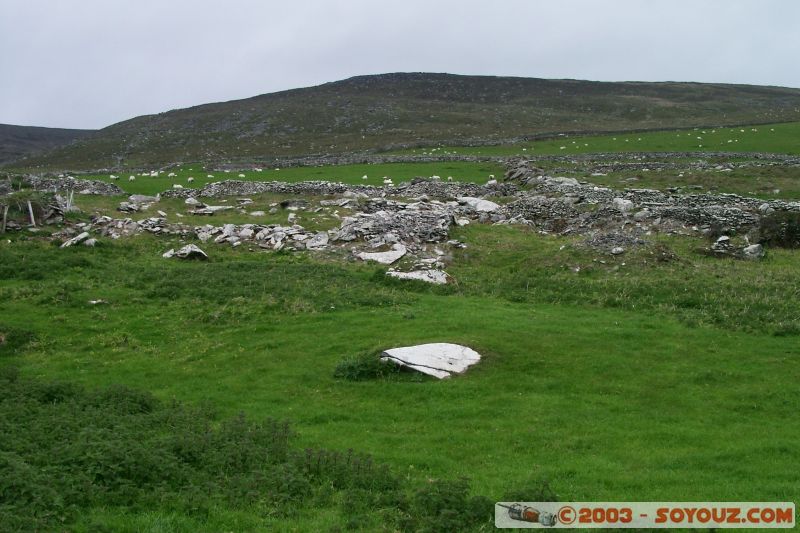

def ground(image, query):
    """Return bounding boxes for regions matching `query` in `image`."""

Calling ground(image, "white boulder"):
[381,343,481,379]
[356,243,407,264]
[457,196,500,212]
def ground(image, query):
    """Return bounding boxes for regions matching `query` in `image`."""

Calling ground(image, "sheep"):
[362,175,368,180]
[173,184,183,189]
[168,172,176,177]
[129,176,136,181]
[447,176,453,182]
[109,175,119,180]
[383,178,393,185]
[187,177,195,183]
[254,168,263,172]
[238,173,246,178]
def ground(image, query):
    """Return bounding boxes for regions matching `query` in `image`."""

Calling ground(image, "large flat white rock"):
[356,243,407,264]
[381,343,481,379]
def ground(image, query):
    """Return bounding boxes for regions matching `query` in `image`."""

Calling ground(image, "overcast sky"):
[2,0,799,130]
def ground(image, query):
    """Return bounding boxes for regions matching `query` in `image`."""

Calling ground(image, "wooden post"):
[1,205,8,233]
[27,200,36,227]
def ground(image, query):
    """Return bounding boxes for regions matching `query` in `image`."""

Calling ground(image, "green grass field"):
[80,161,505,196]
[2,223,799,530]
[392,121,800,157]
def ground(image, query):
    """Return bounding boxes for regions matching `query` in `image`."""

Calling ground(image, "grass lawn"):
[1,222,798,529]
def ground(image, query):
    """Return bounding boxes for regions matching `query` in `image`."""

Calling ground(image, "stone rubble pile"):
[710,236,765,260]
[502,159,800,238]
[23,176,124,195]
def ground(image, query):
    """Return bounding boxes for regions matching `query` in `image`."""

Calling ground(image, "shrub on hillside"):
[0,369,507,531]
[757,210,800,248]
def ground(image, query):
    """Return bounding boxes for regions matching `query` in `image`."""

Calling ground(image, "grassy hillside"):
[0,123,95,165]
[13,73,800,170]
[1,226,798,530]
[393,120,800,157]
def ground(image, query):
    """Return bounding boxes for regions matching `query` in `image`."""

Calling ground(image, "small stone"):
[610,246,625,255]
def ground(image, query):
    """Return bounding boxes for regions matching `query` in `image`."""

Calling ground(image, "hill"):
[0,123,95,165]
[12,72,800,170]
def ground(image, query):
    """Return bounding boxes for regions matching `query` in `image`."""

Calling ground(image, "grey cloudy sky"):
[2,0,799,129]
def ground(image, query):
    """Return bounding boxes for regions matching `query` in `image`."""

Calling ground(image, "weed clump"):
[333,351,397,381]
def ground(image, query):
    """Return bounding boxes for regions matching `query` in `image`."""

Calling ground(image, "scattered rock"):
[174,244,208,260]
[386,270,449,284]
[129,194,160,204]
[60,232,90,248]
[305,232,330,250]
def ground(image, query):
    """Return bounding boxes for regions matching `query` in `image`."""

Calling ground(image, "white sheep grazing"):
[487,179,497,186]
[254,168,263,172]
[362,175,368,180]
[187,177,194,183]
[129,176,136,181]
[383,178,393,185]
[173,184,183,189]
[431,175,441,180]
[489,174,495,179]
[447,176,453,182]
[129,175,135,180]
[109,174,118,179]
[238,173,246,178]
[168,172,176,177]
